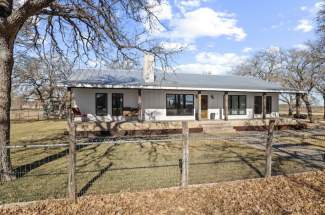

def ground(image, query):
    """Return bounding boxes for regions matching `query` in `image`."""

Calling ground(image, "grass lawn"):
[11,120,68,145]
[0,120,323,204]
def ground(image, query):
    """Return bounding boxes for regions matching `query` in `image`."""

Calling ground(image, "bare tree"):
[233,48,297,116]
[233,46,323,121]
[317,0,325,48]
[316,78,325,120]
[233,49,283,82]
[309,42,325,120]
[279,94,295,116]
[316,1,325,120]
[0,0,178,181]
[13,53,72,118]
[281,48,322,123]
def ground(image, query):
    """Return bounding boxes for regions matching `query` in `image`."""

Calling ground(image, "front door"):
[201,95,208,119]
[112,93,124,116]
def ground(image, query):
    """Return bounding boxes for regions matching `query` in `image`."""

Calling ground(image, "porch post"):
[138,89,143,121]
[295,93,301,117]
[223,92,228,121]
[262,92,267,120]
[197,91,202,121]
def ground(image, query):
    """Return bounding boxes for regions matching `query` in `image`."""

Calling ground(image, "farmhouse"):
[66,56,301,126]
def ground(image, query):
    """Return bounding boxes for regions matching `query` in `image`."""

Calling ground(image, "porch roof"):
[64,69,304,93]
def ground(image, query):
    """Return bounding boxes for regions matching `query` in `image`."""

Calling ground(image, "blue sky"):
[149,0,321,74]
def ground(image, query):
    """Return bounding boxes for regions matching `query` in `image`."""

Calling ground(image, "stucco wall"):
[190,91,278,121]
[142,90,196,121]
[72,88,138,121]
[72,88,279,122]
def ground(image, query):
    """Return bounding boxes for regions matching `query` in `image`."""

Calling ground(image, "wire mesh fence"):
[0,144,69,204]
[75,135,183,196]
[1,129,324,204]
[10,109,44,121]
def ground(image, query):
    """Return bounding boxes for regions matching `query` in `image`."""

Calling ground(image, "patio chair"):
[71,107,88,122]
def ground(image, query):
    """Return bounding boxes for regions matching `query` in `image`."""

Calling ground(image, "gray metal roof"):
[65,69,301,93]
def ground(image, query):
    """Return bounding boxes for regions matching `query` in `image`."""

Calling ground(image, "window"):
[229,95,246,115]
[95,93,107,116]
[166,94,194,116]
[266,96,272,114]
[112,93,124,116]
[254,96,262,114]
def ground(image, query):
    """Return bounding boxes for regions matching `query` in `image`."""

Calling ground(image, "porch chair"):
[71,107,88,122]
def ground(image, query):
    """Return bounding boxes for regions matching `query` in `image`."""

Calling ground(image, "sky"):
[148,0,322,75]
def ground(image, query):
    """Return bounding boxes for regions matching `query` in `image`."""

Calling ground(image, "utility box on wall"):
[210,113,216,120]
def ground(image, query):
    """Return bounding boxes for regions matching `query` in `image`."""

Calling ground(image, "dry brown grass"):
[279,104,325,121]
[1,170,324,215]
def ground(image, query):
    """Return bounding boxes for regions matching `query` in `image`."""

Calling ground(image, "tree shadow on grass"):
[274,148,325,169]
[227,150,264,177]
[78,162,113,197]
[13,134,69,147]
[198,141,265,177]
[14,145,87,178]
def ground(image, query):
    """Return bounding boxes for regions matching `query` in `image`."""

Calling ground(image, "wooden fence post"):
[178,158,183,185]
[68,122,77,202]
[265,120,275,177]
[181,121,189,187]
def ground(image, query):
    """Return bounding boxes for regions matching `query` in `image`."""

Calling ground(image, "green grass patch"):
[0,121,323,204]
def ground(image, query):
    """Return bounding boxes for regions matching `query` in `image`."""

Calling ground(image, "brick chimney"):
[143,53,155,84]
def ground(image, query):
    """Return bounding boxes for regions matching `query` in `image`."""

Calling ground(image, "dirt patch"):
[1,171,324,215]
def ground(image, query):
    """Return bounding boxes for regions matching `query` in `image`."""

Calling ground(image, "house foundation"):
[71,118,305,137]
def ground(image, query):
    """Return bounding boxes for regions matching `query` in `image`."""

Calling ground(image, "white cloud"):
[242,47,253,53]
[295,19,313,32]
[143,0,172,35]
[314,2,324,11]
[160,41,196,51]
[176,52,247,75]
[176,63,221,75]
[149,0,173,20]
[187,44,197,51]
[266,46,281,54]
[175,0,209,13]
[300,6,308,11]
[161,41,185,50]
[161,7,246,41]
[270,21,285,30]
[300,2,323,14]
[293,43,309,50]
[196,52,246,65]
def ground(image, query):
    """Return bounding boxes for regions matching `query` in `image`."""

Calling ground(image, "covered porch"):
[69,88,293,123]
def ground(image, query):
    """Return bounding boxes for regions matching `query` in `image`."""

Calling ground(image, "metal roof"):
[65,69,302,93]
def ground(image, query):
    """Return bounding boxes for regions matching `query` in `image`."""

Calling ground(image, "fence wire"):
[1,132,324,204]
[0,145,68,204]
